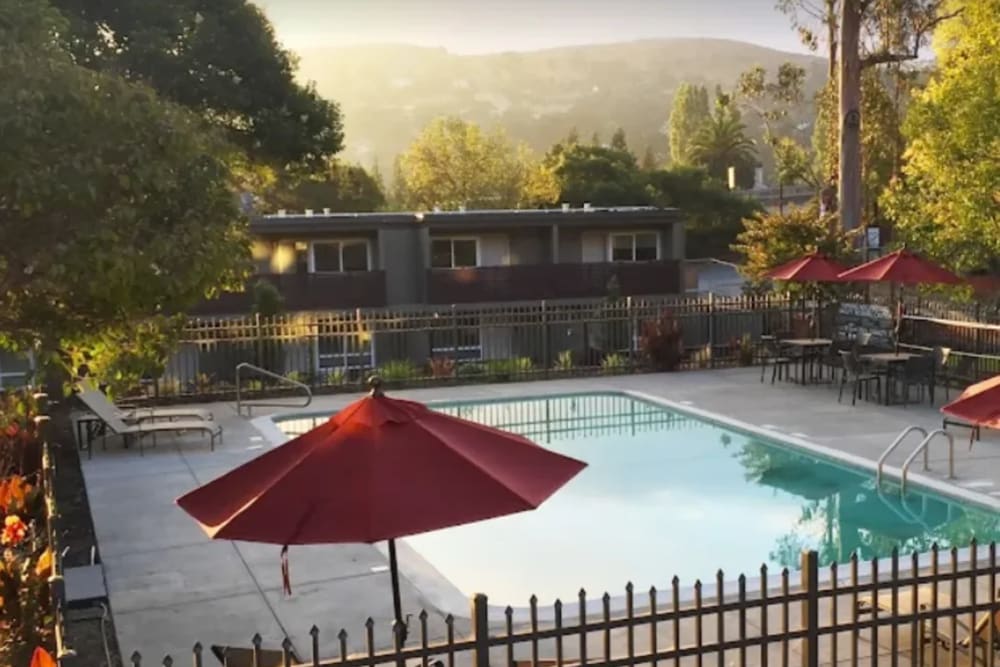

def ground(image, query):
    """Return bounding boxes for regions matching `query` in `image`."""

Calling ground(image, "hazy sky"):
[254,0,810,55]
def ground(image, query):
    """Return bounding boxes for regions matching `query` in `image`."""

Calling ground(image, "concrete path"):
[77,369,1000,663]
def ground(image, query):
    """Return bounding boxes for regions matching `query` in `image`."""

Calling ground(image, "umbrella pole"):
[388,538,407,643]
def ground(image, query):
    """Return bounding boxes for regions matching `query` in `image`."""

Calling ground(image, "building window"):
[310,240,370,272]
[610,232,659,262]
[317,335,374,371]
[431,238,478,268]
[430,317,482,361]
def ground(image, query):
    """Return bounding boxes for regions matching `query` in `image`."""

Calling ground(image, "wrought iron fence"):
[145,294,1000,402]
[127,543,1000,667]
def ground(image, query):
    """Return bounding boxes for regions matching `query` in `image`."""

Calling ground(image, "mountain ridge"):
[293,38,828,177]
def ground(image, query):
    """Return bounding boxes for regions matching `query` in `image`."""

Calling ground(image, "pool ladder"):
[877,425,955,493]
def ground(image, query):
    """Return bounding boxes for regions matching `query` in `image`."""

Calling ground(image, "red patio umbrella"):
[176,378,586,641]
[764,252,849,338]
[837,249,963,352]
[764,251,848,282]
[941,374,1000,448]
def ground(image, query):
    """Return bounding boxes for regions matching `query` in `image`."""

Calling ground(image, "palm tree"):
[689,97,757,188]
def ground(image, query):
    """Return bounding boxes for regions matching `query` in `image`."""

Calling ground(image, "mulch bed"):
[50,399,123,667]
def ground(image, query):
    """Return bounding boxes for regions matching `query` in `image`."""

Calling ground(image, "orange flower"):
[0,476,31,513]
[35,547,52,578]
[1,515,27,546]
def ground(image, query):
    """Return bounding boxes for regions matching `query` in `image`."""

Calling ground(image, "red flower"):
[1,515,27,546]
[3,423,17,438]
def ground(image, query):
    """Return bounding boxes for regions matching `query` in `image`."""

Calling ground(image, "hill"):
[294,39,828,177]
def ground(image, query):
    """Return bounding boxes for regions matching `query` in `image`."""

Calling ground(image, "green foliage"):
[455,362,486,378]
[251,279,285,318]
[600,352,628,374]
[394,117,554,210]
[268,161,387,213]
[639,311,685,372]
[378,360,422,382]
[549,144,648,206]
[66,317,186,397]
[0,15,251,349]
[484,357,534,379]
[883,0,1000,273]
[732,203,858,293]
[645,166,762,259]
[553,350,575,372]
[610,127,629,152]
[50,0,344,167]
[668,83,711,165]
[689,95,758,188]
[640,147,658,171]
[735,333,756,366]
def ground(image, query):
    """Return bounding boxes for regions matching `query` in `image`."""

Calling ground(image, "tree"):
[50,0,344,167]
[689,95,758,188]
[640,147,658,171]
[268,162,387,212]
[732,203,858,291]
[0,0,249,351]
[549,145,649,207]
[668,83,711,165]
[610,127,629,152]
[395,117,547,210]
[646,167,763,259]
[778,0,957,232]
[883,0,1000,274]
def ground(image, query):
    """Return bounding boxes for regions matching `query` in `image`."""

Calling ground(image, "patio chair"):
[759,335,792,384]
[900,355,935,406]
[820,340,852,383]
[77,379,214,423]
[78,385,222,454]
[838,350,882,406]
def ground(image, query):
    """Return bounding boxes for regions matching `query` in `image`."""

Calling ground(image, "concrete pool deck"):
[78,368,1000,661]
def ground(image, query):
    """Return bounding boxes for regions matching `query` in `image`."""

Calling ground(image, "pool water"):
[275,393,1000,605]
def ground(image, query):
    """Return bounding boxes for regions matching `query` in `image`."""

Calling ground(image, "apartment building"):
[194,205,686,314]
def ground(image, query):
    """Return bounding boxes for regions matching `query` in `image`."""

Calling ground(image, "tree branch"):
[860,7,962,70]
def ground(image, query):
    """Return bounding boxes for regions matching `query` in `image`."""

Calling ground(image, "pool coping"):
[257,390,1000,625]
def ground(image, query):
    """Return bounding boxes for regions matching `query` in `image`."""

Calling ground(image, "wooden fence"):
[127,543,1000,667]
[147,294,1000,401]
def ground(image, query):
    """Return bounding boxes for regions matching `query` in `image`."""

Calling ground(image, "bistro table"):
[780,338,833,384]
[858,351,924,405]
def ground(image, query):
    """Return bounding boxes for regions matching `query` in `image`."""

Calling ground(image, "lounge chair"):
[76,382,222,454]
[858,588,1000,664]
[77,379,214,423]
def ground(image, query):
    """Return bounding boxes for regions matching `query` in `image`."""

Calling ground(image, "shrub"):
[456,362,485,378]
[319,367,346,386]
[429,356,456,379]
[600,352,628,374]
[639,310,685,371]
[553,350,575,372]
[485,357,534,380]
[378,359,422,382]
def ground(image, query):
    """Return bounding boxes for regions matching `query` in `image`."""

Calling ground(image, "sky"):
[254,0,811,55]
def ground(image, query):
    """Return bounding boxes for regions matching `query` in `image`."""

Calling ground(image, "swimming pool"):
[273,392,1000,605]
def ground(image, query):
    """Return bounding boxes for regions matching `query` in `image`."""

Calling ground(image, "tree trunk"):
[838,0,863,233]
[826,0,838,79]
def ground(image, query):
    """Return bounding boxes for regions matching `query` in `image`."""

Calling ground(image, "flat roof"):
[251,206,682,235]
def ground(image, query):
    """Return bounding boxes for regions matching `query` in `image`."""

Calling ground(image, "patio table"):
[858,351,930,405]
[780,338,833,384]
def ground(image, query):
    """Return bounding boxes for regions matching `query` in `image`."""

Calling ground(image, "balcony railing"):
[190,272,387,315]
[427,260,681,304]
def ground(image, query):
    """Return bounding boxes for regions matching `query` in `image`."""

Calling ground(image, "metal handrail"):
[900,429,955,493]
[235,362,312,417]
[876,425,928,486]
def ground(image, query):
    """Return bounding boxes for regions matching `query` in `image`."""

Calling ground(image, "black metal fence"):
[147,295,1000,401]
[127,543,1000,667]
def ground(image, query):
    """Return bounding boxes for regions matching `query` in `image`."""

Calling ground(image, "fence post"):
[800,550,819,667]
[707,292,716,368]
[471,593,490,667]
[541,300,550,376]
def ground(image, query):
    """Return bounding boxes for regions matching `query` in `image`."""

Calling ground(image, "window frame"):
[607,231,661,263]
[430,236,481,269]
[307,239,373,273]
